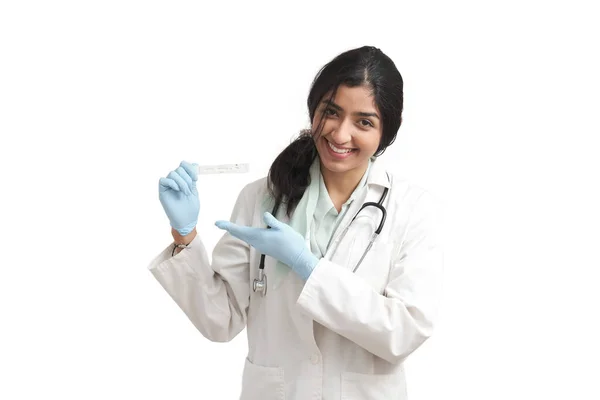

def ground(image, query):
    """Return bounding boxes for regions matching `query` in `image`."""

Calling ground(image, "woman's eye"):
[324,108,337,117]
[360,119,374,127]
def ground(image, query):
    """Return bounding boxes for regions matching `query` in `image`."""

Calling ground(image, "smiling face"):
[312,84,383,181]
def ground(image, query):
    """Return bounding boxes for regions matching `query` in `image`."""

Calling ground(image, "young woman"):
[149,45,443,400]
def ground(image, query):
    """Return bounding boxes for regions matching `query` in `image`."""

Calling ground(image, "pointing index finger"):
[215,221,259,241]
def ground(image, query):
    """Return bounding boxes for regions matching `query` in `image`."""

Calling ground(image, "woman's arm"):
[148,185,254,343]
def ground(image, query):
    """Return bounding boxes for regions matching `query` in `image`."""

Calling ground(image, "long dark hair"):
[268,46,404,217]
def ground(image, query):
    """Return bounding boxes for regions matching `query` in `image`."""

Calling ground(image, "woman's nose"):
[330,119,353,144]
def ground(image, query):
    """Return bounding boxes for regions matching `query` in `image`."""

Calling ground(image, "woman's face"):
[312,84,383,178]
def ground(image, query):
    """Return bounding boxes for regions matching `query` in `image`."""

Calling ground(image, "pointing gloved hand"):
[215,212,319,281]
[158,160,200,236]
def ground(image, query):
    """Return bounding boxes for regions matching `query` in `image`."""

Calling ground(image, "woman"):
[149,45,443,400]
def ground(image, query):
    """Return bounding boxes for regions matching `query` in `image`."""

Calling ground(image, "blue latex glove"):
[215,212,319,281]
[158,160,199,236]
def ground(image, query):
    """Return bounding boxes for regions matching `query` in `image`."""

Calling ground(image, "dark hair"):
[268,45,404,217]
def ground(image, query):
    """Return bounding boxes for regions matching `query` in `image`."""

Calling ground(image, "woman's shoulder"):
[390,174,432,200]
[238,176,269,198]
[382,166,441,212]
[232,176,272,212]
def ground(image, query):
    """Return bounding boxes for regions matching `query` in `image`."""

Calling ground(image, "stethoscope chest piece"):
[253,269,267,296]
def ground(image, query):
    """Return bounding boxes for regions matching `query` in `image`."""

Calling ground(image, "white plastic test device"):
[196,163,250,175]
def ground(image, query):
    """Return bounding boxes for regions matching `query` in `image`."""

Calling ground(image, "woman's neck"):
[320,162,369,210]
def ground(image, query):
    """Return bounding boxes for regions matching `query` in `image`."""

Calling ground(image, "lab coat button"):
[310,354,320,364]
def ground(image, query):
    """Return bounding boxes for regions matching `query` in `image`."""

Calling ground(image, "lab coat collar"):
[366,157,391,189]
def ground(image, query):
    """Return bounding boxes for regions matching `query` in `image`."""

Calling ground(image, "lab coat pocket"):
[341,371,407,400]
[240,357,285,400]
[347,239,396,294]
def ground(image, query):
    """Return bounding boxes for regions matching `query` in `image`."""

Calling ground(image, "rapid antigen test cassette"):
[197,163,250,174]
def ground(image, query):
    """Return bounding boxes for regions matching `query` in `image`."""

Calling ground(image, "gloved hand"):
[215,212,319,281]
[158,160,199,236]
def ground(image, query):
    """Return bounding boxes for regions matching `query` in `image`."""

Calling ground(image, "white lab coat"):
[148,159,444,400]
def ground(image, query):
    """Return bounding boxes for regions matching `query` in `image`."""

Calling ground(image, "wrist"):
[172,227,197,245]
[293,248,319,281]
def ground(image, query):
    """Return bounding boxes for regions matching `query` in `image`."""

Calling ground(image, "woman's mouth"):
[325,139,356,159]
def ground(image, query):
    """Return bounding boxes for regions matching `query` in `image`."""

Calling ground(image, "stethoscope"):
[253,177,389,296]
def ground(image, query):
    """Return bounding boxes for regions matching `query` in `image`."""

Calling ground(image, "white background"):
[1,0,599,399]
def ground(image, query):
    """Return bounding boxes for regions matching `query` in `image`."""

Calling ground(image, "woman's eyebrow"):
[321,99,379,119]
[355,111,379,119]
[322,99,343,111]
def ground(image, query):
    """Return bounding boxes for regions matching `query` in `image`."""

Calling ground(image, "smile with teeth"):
[328,141,355,154]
